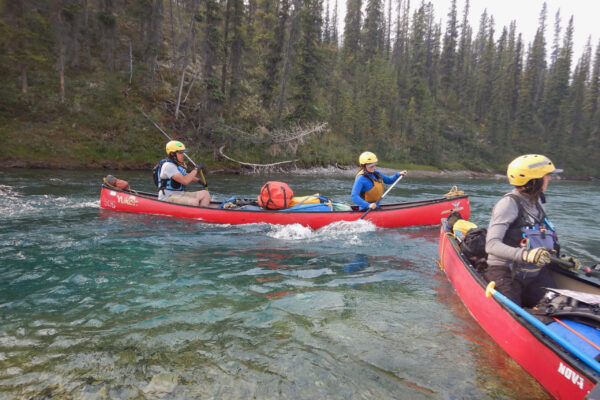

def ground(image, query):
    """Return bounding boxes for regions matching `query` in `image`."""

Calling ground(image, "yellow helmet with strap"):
[506,154,562,186]
[166,140,186,155]
[359,151,378,165]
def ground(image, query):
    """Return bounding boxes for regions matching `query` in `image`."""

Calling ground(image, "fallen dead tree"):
[216,122,328,172]
[268,122,328,144]
[218,146,299,173]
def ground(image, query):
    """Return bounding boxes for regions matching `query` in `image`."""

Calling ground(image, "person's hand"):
[369,203,377,210]
[195,163,203,171]
[399,170,407,177]
[561,255,582,270]
[522,248,551,266]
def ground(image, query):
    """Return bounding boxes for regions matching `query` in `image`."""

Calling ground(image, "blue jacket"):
[351,170,400,210]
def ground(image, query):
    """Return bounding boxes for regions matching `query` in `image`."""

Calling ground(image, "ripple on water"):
[0,172,568,399]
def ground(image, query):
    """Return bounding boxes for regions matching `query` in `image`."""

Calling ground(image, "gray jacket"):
[485,189,547,268]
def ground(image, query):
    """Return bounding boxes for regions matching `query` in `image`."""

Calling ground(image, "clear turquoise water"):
[1,169,598,399]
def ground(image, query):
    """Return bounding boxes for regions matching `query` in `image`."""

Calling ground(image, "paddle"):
[550,254,600,278]
[359,175,403,220]
[140,108,208,189]
[485,281,600,375]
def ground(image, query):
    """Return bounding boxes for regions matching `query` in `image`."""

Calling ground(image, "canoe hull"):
[99,185,470,229]
[438,224,599,399]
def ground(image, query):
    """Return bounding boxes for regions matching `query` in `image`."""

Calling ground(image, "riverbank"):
[5,157,502,180]
[284,165,503,179]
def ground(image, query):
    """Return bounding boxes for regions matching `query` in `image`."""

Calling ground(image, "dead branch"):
[268,122,328,143]
[218,145,298,173]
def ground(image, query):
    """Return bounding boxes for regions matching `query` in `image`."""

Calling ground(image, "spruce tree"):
[289,0,323,122]
[440,0,458,99]
[342,0,362,72]
[362,0,385,60]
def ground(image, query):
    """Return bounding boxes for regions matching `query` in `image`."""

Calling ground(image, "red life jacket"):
[258,181,294,209]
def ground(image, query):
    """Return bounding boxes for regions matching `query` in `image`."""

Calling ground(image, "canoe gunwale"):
[100,184,469,215]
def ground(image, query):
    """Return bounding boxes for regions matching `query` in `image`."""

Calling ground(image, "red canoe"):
[99,184,470,229]
[438,222,600,399]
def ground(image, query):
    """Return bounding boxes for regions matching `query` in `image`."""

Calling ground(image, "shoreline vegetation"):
[8,156,586,181]
[3,157,504,180]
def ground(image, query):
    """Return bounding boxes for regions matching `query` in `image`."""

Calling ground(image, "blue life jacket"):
[154,159,186,193]
[503,193,559,275]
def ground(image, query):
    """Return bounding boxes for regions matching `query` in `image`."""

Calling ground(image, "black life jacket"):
[503,193,560,275]
[502,193,558,250]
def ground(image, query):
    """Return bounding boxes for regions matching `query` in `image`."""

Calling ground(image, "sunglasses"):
[366,163,377,167]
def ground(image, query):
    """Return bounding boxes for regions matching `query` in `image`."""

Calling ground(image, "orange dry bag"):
[258,181,293,209]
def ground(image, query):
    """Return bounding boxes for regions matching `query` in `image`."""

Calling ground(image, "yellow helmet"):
[166,140,187,155]
[506,154,562,186]
[359,151,378,165]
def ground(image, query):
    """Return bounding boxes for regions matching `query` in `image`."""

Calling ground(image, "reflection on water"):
[3,169,597,398]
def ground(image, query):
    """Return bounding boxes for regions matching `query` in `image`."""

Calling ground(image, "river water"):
[1,169,599,399]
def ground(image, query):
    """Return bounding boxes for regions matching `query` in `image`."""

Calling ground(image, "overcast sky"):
[334,0,598,62]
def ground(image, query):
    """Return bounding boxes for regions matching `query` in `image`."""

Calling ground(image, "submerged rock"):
[143,372,179,394]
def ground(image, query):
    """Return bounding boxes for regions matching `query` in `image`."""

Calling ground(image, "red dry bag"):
[258,181,294,209]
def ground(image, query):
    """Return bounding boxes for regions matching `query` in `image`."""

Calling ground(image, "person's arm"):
[485,196,525,262]
[168,165,198,186]
[381,170,406,184]
[351,176,372,210]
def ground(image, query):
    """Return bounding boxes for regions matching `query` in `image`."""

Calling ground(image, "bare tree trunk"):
[169,0,175,61]
[21,66,28,94]
[82,0,90,63]
[12,0,28,95]
[227,0,244,116]
[57,15,66,103]
[52,1,67,103]
[277,0,302,124]
[183,69,201,103]
[100,0,116,72]
[147,0,163,88]
[59,53,65,103]
[175,68,186,119]
[386,0,392,59]
[221,0,232,95]
[70,13,81,68]
[175,12,197,119]
[129,40,133,84]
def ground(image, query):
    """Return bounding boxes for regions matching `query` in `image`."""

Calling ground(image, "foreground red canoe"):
[438,222,600,399]
[99,184,469,229]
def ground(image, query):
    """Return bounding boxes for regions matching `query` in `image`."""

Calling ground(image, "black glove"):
[186,163,203,173]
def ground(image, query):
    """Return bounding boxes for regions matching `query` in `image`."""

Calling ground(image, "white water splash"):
[266,219,377,242]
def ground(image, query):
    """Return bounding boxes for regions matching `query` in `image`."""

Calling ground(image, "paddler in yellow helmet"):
[157,140,210,206]
[485,154,580,307]
[351,151,407,210]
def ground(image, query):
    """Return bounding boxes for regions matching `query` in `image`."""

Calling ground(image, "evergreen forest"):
[1,0,599,177]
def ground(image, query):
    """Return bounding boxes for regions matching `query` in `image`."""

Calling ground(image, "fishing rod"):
[139,108,208,189]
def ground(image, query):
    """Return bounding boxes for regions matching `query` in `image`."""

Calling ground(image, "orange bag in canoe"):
[258,181,293,209]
